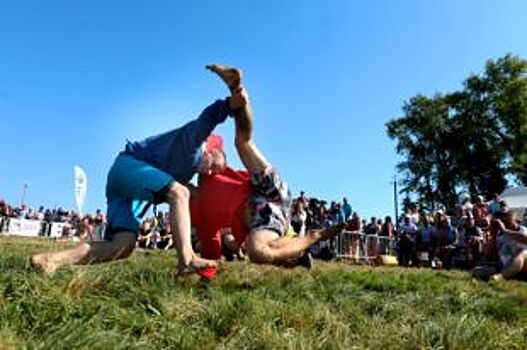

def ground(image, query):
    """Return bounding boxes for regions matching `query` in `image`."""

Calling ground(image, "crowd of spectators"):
[3,190,527,281]
[136,211,174,251]
[267,190,527,281]
[0,198,106,241]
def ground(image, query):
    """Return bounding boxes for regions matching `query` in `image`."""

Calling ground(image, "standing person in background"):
[407,203,420,226]
[341,197,352,222]
[291,200,307,237]
[379,215,395,255]
[488,193,502,215]
[472,195,489,228]
[93,209,106,240]
[346,212,362,260]
[418,215,435,266]
[0,198,10,218]
[329,202,344,223]
[397,215,418,266]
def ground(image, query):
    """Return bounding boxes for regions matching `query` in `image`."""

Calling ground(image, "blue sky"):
[1,1,526,219]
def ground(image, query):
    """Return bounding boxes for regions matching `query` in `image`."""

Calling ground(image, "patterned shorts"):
[250,167,292,236]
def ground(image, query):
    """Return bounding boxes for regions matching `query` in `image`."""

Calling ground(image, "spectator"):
[157,227,174,250]
[0,198,10,217]
[344,212,362,260]
[365,217,381,235]
[137,220,153,249]
[36,206,45,221]
[498,199,509,214]
[488,193,502,215]
[62,223,73,239]
[397,215,418,266]
[491,212,527,281]
[407,203,420,226]
[328,202,344,224]
[456,196,473,219]
[93,209,106,240]
[378,216,395,256]
[380,216,394,238]
[431,213,458,269]
[341,197,352,222]
[290,200,307,237]
[462,213,483,268]
[361,219,367,232]
[77,215,96,241]
[416,215,435,265]
[17,204,28,219]
[297,191,308,210]
[472,195,489,228]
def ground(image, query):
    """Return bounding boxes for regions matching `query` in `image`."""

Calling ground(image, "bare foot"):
[309,222,346,242]
[31,253,59,274]
[206,64,242,91]
[177,255,218,275]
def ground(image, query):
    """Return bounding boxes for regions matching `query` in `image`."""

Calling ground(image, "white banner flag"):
[74,165,88,216]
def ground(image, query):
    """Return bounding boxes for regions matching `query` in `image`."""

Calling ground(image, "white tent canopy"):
[500,186,527,213]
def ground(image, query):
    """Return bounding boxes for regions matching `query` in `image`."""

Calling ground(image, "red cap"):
[205,134,224,154]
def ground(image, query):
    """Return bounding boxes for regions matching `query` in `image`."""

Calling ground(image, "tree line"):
[386,54,527,212]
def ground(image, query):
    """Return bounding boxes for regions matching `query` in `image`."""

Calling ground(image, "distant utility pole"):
[392,175,399,228]
[20,182,28,207]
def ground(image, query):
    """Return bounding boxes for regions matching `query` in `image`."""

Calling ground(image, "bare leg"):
[166,181,217,273]
[245,224,345,264]
[31,231,137,273]
[492,250,527,280]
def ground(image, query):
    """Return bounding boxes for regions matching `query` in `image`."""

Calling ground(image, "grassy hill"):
[1,236,526,349]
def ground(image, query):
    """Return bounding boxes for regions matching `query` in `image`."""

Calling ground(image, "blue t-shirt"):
[124,99,231,183]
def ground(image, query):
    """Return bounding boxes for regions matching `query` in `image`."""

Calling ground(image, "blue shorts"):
[105,153,173,239]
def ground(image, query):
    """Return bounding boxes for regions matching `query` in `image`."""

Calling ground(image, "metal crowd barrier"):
[0,218,106,240]
[336,231,396,262]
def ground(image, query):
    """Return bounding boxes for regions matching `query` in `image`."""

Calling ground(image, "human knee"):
[247,247,275,264]
[246,239,275,264]
[167,182,190,204]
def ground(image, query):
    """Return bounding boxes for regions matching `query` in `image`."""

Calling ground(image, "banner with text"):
[5,218,42,237]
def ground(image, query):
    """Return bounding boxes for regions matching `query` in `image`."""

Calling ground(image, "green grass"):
[1,236,526,349]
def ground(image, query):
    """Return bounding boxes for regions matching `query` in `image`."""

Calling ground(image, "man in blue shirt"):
[341,197,352,221]
[32,65,243,274]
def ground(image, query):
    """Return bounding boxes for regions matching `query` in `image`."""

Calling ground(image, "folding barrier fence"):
[336,231,396,262]
[0,217,106,240]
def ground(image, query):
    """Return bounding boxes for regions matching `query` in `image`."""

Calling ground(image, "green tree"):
[386,94,459,210]
[386,54,527,210]
[465,54,527,184]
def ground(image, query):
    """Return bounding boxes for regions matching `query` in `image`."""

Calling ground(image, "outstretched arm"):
[230,86,270,174]
[494,219,527,245]
[206,64,270,175]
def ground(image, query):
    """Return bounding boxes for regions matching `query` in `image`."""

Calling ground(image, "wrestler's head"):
[197,134,226,175]
[198,148,226,175]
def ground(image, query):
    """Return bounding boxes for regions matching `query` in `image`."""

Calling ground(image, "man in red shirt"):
[191,65,344,278]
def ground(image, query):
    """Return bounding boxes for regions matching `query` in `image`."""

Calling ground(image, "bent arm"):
[231,88,270,174]
[503,230,527,245]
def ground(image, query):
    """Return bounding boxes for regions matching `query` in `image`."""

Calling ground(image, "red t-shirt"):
[190,167,253,279]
